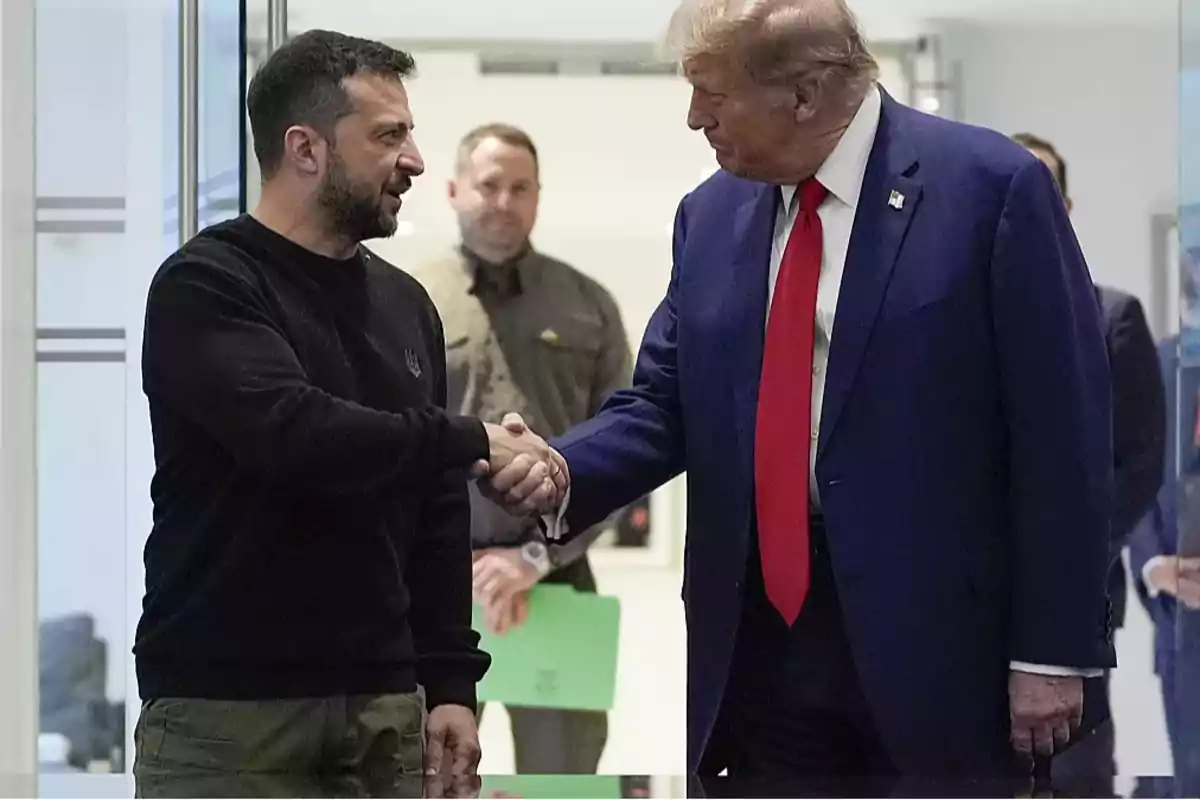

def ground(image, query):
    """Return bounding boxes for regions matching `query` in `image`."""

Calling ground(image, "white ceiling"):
[278,0,1178,44]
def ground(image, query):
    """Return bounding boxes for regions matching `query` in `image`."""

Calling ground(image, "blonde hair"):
[665,0,878,110]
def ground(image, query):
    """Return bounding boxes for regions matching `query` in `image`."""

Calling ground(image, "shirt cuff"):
[1142,555,1171,598]
[1010,661,1104,678]
[541,486,571,541]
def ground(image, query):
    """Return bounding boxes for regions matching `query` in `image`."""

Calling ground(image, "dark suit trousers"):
[699,519,896,794]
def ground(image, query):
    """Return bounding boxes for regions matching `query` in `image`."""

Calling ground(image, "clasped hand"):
[472,413,568,515]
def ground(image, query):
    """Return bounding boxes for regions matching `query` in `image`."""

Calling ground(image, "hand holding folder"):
[473,584,621,712]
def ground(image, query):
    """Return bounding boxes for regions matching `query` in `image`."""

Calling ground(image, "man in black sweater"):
[131,30,563,799]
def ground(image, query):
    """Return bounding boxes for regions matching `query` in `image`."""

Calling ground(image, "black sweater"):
[133,214,491,711]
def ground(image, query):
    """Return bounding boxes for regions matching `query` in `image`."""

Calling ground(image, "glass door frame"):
[0,0,40,792]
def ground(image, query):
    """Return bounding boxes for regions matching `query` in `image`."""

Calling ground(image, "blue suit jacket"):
[1096,288,1166,629]
[554,93,1115,773]
[1128,338,1194,677]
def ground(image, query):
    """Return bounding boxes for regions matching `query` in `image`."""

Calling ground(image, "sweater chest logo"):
[405,349,422,378]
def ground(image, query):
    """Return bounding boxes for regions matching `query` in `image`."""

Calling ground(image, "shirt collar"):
[461,244,532,298]
[779,83,883,212]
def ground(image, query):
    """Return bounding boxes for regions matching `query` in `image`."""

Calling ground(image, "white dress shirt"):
[551,83,1097,678]
[767,80,881,507]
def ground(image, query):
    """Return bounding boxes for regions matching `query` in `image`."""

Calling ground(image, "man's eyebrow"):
[374,119,412,134]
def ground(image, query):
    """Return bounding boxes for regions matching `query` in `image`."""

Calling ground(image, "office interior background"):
[0,0,1192,795]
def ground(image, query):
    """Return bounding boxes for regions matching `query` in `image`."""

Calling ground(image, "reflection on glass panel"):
[35,0,138,783]
[36,361,128,776]
[1167,1,1200,794]
[200,0,244,228]
[36,0,244,791]
[34,0,129,333]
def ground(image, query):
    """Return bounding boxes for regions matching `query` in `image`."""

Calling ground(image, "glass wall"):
[34,0,243,795]
[1171,3,1200,794]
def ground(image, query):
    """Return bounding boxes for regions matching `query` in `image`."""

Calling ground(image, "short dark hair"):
[455,123,540,176]
[1011,132,1068,199]
[247,30,416,177]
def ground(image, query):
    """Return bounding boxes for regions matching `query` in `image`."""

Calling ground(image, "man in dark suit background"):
[1014,133,1167,795]
[481,0,1116,791]
[1129,339,1200,797]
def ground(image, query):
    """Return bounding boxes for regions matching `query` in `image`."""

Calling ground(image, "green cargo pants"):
[132,693,425,798]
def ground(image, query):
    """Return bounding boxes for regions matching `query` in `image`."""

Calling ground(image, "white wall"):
[279,0,1175,46]
[283,0,929,44]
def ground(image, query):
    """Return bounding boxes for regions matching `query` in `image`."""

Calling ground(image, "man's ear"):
[447,179,458,201]
[791,81,819,124]
[282,125,324,178]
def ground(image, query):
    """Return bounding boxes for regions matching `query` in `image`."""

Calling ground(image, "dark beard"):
[316,152,396,243]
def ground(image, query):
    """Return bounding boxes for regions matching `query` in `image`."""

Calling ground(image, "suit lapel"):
[726,184,778,481]
[818,95,922,458]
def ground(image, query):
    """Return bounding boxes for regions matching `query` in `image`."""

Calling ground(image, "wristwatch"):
[519,541,553,579]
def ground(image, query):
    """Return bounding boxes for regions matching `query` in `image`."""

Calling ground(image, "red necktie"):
[755,178,827,626]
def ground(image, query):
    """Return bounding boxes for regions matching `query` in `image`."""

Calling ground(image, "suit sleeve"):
[989,159,1115,670]
[411,313,491,712]
[1129,497,1175,604]
[142,256,489,498]
[1108,296,1167,543]
[1129,504,1172,576]
[550,200,690,536]
[1129,342,1180,607]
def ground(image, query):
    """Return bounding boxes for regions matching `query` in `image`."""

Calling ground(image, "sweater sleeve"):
[410,308,491,711]
[142,255,489,497]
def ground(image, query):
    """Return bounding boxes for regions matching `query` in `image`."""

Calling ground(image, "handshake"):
[471,413,568,517]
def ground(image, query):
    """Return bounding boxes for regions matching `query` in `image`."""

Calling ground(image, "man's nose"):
[686,91,710,131]
[399,138,425,177]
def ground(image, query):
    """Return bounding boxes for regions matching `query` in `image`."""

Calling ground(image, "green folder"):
[473,584,621,711]
[477,774,621,799]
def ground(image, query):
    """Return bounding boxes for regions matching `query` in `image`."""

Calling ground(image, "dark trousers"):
[696,520,897,797]
[132,693,425,798]
[478,703,608,774]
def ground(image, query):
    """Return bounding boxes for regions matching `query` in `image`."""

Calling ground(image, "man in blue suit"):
[477,0,1115,785]
[1128,338,1200,796]
[1013,132,1166,796]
